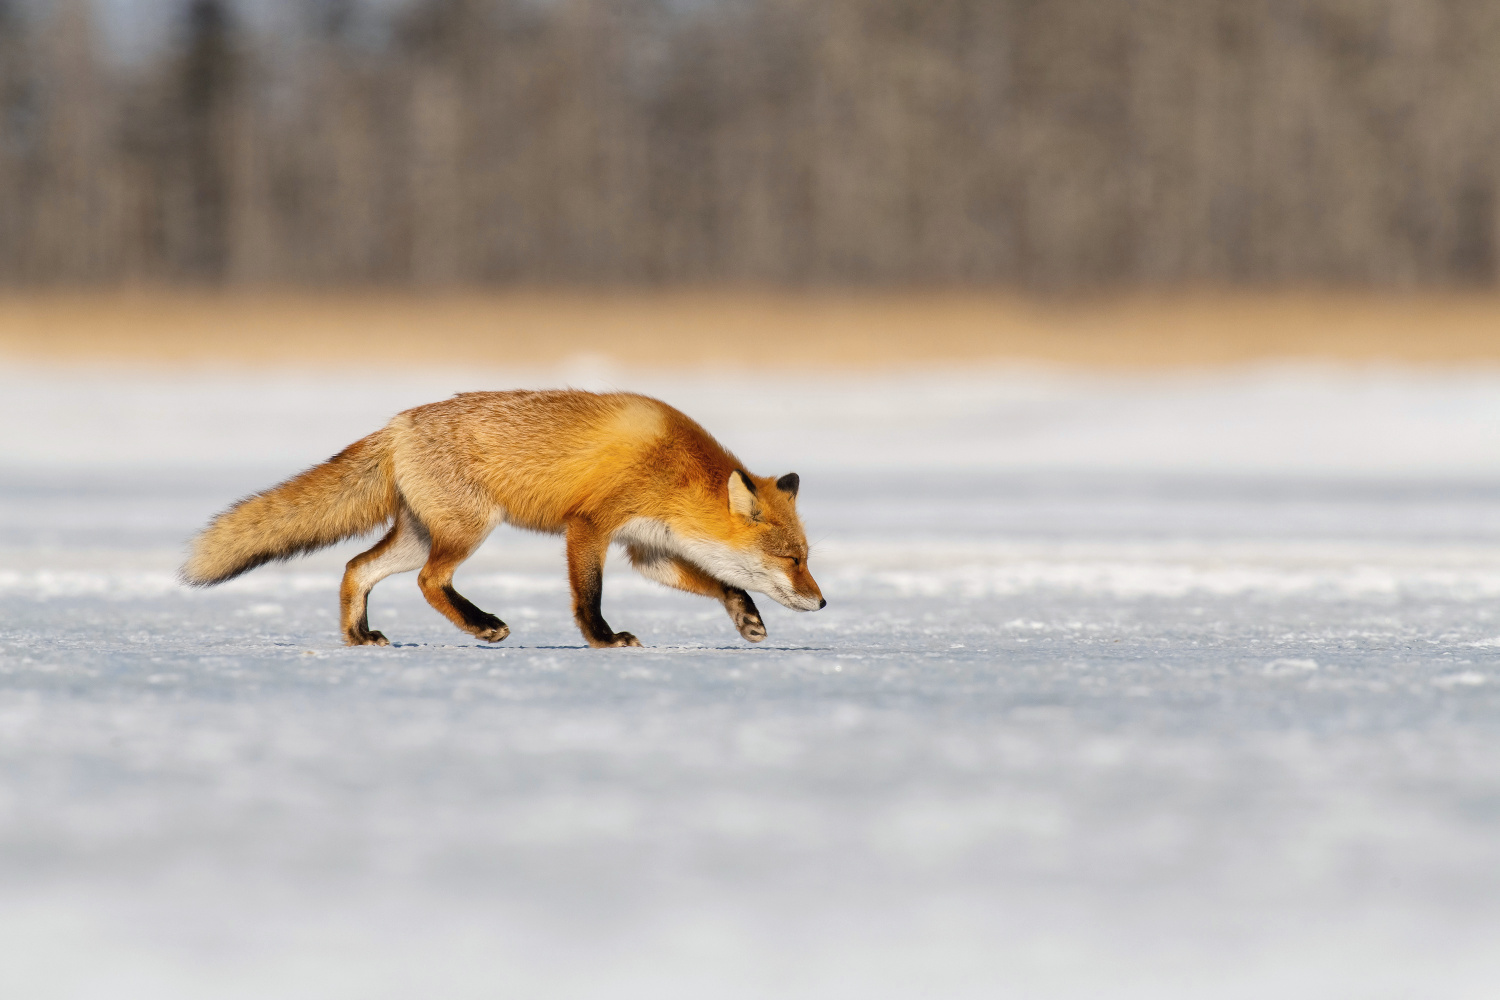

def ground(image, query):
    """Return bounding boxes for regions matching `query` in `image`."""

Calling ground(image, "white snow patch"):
[1265,659,1320,676]
[6,362,1500,999]
[1432,672,1488,689]
[7,360,1500,477]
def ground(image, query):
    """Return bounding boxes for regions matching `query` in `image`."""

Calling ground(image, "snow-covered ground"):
[4,360,1500,998]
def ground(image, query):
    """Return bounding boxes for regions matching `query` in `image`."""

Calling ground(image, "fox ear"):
[728,470,759,519]
[776,472,799,498]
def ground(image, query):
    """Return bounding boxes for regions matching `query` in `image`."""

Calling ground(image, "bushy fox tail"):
[181,430,397,587]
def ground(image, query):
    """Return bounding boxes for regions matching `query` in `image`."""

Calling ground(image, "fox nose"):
[818,597,826,609]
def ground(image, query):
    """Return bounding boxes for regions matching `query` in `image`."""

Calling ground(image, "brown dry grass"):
[2,289,1499,369]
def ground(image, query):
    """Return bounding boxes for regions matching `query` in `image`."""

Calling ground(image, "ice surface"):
[4,360,1500,998]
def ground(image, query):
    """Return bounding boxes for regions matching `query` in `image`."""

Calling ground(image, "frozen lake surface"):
[4,362,1500,997]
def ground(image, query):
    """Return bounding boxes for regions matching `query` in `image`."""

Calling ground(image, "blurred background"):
[5,0,1500,291]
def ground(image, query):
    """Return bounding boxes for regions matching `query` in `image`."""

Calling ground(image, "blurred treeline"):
[3,0,1500,288]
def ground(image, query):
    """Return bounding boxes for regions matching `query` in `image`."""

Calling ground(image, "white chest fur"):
[613,517,761,592]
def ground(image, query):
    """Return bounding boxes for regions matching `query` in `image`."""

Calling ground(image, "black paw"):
[475,622,510,643]
[736,615,767,643]
[592,631,642,648]
[345,628,389,647]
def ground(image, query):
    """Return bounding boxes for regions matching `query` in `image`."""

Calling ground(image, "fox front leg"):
[669,561,766,643]
[625,546,766,644]
[566,518,642,648]
[721,586,767,643]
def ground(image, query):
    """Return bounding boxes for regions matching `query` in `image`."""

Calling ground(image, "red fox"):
[182,390,824,647]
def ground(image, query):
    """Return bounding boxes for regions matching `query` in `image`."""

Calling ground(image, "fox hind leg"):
[567,518,641,648]
[626,546,766,643]
[341,506,431,646]
[416,526,509,643]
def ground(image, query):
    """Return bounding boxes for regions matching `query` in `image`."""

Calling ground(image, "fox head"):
[725,469,825,612]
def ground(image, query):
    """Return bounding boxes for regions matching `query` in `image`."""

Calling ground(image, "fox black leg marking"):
[340,508,431,646]
[567,518,641,648]
[441,585,510,640]
[418,536,510,643]
[574,562,629,647]
[350,607,386,647]
[722,587,766,643]
[342,527,397,646]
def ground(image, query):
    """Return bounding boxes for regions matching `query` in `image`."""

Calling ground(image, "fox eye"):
[789,556,801,567]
